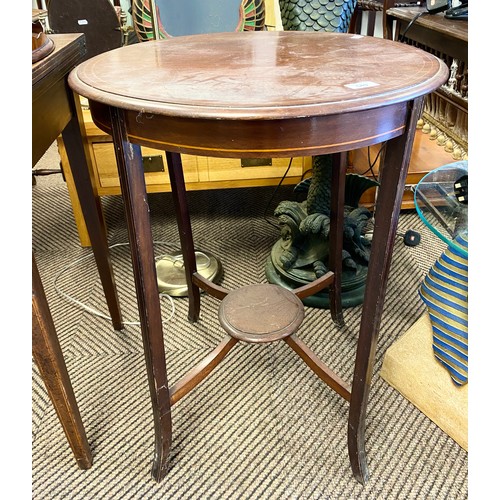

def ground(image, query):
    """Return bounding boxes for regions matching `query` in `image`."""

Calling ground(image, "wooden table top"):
[32,33,86,166]
[33,33,85,93]
[68,31,448,120]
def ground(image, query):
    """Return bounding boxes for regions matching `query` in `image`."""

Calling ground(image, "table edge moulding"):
[67,31,448,484]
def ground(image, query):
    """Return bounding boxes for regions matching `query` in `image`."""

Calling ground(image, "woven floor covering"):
[32,148,467,499]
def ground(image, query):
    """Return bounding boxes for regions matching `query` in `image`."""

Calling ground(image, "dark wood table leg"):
[165,151,201,323]
[329,152,347,326]
[109,107,172,482]
[347,97,424,484]
[61,92,123,330]
[32,253,93,470]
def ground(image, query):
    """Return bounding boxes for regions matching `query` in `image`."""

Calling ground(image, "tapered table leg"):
[329,152,347,326]
[61,92,122,330]
[109,107,172,482]
[32,253,93,470]
[165,152,201,323]
[348,97,424,484]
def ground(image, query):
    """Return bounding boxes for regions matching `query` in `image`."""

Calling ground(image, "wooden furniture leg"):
[109,107,172,482]
[165,152,201,323]
[348,97,424,484]
[32,253,93,470]
[61,92,123,331]
[57,136,92,248]
[329,152,347,326]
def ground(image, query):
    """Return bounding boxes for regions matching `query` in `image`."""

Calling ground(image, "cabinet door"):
[92,142,202,190]
[205,156,308,183]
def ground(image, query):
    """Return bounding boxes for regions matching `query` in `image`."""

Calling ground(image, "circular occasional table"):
[68,31,448,484]
[414,161,468,386]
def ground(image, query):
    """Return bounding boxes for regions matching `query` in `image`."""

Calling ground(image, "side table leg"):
[61,92,123,330]
[348,97,424,484]
[109,107,172,482]
[329,152,347,326]
[165,151,201,323]
[32,253,93,470]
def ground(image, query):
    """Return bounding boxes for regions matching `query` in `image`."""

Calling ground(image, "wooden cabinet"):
[58,105,312,246]
[385,7,468,156]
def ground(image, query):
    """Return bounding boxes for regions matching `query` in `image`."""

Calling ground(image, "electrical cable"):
[360,142,387,178]
[154,250,212,272]
[53,241,211,326]
[300,168,312,181]
[400,11,430,40]
[263,157,294,230]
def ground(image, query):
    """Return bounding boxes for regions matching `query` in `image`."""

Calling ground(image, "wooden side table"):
[32,33,124,468]
[68,31,448,484]
[32,33,122,330]
[32,33,93,469]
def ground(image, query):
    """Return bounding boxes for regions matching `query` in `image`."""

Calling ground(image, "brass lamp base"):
[156,250,223,297]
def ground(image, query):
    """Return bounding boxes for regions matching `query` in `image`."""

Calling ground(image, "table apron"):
[89,100,409,158]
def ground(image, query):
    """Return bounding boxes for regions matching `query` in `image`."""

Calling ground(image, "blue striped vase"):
[419,232,468,386]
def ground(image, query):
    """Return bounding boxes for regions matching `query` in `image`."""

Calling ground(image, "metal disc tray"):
[156,249,222,297]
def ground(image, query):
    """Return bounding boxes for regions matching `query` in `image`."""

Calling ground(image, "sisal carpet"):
[32,144,467,499]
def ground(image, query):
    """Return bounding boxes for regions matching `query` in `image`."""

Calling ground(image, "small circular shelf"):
[218,284,304,343]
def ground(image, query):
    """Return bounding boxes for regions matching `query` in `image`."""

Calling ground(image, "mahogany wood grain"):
[329,152,347,326]
[292,271,335,300]
[70,32,446,119]
[32,33,83,166]
[88,99,409,159]
[32,34,123,471]
[61,96,123,330]
[169,336,238,405]
[218,284,305,343]
[165,151,201,322]
[284,335,351,402]
[347,96,425,484]
[67,30,448,484]
[32,33,122,330]
[32,254,93,470]
[192,272,230,300]
[109,107,172,482]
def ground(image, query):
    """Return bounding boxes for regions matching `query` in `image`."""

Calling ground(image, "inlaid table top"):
[68,31,447,160]
[68,31,447,119]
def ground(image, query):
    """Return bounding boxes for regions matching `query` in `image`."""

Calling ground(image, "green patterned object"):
[268,0,369,308]
[279,0,357,32]
[132,0,266,42]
